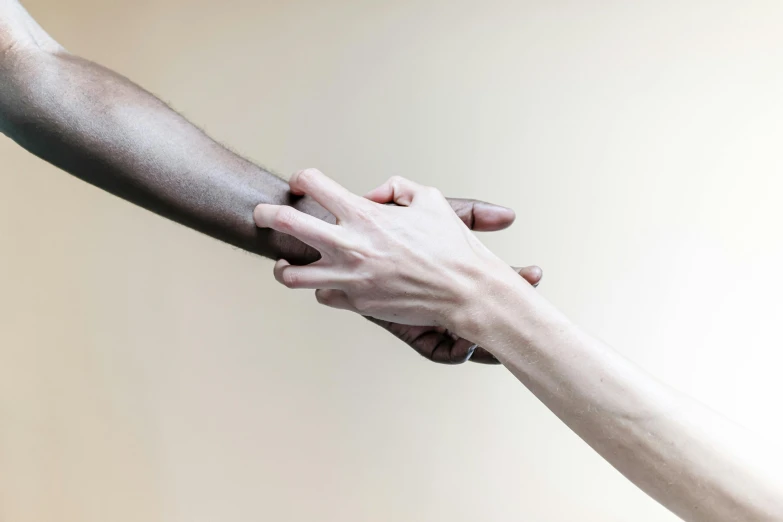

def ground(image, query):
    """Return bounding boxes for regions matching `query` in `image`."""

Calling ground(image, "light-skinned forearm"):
[461,277,783,522]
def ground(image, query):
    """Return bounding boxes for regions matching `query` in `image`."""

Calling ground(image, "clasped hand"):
[254,169,539,361]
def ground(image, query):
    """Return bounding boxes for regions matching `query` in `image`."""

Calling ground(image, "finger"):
[364,176,425,207]
[315,289,358,312]
[516,265,543,288]
[470,347,501,364]
[254,204,344,253]
[273,259,344,289]
[430,337,480,365]
[365,317,476,365]
[289,168,364,220]
[447,198,516,231]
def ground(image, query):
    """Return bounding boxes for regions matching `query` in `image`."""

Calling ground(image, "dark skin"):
[0,1,542,363]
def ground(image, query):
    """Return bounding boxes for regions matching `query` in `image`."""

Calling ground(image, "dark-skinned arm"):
[0,1,538,363]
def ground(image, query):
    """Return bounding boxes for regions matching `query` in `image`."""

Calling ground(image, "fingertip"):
[472,203,516,231]
[363,188,384,202]
[314,288,336,306]
[253,204,271,227]
[290,168,325,194]
[519,265,543,287]
[364,181,393,204]
[314,288,356,312]
[273,258,291,285]
[289,170,307,195]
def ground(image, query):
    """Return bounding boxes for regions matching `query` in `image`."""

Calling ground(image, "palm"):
[368,197,542,365]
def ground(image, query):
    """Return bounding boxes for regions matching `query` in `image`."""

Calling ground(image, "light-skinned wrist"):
[444,260,533,344]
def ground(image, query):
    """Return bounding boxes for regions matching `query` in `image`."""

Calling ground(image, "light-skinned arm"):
[255,169,783,522]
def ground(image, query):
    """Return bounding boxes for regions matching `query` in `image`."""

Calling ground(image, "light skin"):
[256,169,783,522]
[10,1,779,518]
[0,0,542,363]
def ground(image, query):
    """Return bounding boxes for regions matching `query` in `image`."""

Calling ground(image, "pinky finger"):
[470,347,501,365]
[315,289,358,312]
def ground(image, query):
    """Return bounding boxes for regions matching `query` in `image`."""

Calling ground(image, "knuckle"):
[344,247,370,268]
[316,290,334,305]
[346,295,361,311]
[351,296,368,312]
[352,204,377,225]
[451,346,475,364]
[272,207,297,231]
[425,186,443,198]
[297,168,321,187]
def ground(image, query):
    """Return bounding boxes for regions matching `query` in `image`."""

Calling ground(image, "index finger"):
[290,168,365,220]
[253,204,345,254]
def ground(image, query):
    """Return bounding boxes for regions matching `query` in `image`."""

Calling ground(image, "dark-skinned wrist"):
[258,194,336,265]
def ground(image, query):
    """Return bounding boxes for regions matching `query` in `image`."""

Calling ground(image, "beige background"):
[2,1,783,521]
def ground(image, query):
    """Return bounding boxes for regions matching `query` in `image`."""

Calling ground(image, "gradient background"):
[2,1,783,521]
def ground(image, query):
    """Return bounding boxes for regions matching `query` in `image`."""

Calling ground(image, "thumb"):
[514,265,543,288]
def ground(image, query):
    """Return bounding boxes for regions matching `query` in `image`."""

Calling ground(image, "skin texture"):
[256,170,783,522]
[0,0,541,364]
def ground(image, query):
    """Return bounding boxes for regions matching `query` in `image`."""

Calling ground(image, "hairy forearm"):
[0,44,326,263]
[463,278,783,521]
[0,0,516,272]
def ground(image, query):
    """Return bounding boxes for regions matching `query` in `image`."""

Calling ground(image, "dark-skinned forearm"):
[0,48,324,264]
[0,38,519,365]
